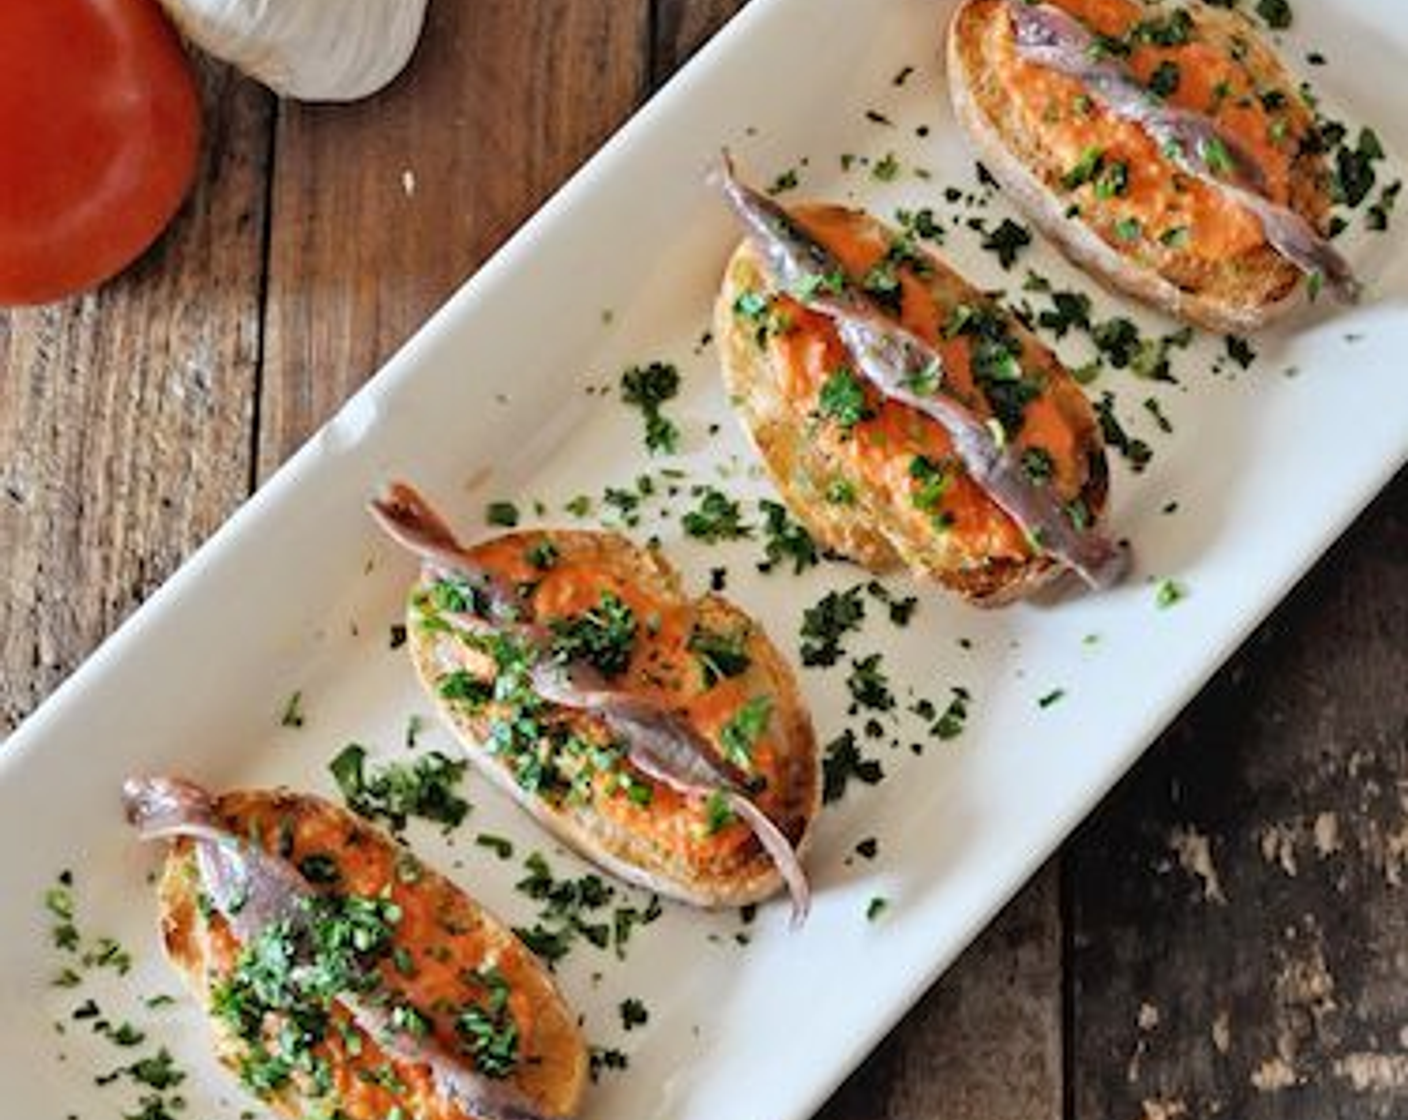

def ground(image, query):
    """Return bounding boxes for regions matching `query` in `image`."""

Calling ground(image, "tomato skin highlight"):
[0,0,201,305]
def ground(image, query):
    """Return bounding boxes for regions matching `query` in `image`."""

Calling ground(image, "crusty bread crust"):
[715,206,1110,607]
[408,530,820,909]
[156,789,588,1120]
[947,0,1333,332]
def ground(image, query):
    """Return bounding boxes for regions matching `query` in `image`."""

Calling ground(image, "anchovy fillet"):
[122,776,558,1120]
[716,156,1128,590]
[1005,1,1359,301]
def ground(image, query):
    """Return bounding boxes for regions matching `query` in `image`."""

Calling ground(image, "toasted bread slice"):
[715,202,1110,606]
[948,0,1335,332]
[155,788,587,1120]
[405,529,819,909]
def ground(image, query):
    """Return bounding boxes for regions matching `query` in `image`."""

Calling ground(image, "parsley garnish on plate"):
[328,744,470,834]
[800,586,867,667]
[620,361,682,455]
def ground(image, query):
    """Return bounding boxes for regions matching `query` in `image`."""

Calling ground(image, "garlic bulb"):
[158,0,430,102]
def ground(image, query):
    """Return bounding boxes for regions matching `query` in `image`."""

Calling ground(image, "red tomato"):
[0,0,201,305]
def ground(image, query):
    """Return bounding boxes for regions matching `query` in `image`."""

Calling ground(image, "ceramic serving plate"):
[3,1,1405,1117]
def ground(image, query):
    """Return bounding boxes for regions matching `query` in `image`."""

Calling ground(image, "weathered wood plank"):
[0,62,273,734]
[257,0,653,480]
[818,865,1062,1120]
[652,0,750,86]
[652,4,1064,1118]
[1070,472,1408,1120]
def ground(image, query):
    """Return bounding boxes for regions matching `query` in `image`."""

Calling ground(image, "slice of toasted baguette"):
[947,0,1334,332]
[155,788,587,1120]
[715,203,1110,606]
[406,529,819,909]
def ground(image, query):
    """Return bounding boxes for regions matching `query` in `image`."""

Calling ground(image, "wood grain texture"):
[258,0,652,480]
[1069,472,1407,1120]
[653,0,750,85]
[0,62,272,734]
[819,865,1062,1120]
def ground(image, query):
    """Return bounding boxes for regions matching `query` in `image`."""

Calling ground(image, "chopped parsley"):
[1255,0,1293,31]
[1366,180,1402,232]
[821,729,884,803]
[817,367,874,430]
[328,744,470,834]
[549,591,637,679]
[866,896,890,922]
[279,690,305,729]
[526,539,560,570]
[846,654,896,714]
[620,361,682,455]
[1095,159,1130,200]
[980,218,1032,270]
[1094,393,1153,473]
[733,290,792,346]
[619,997,650,1031]
[931,686,971,740]
[475,833,515,860]
[1148,60,1181,98]
[719,696,773,769]
[946,304,1040,436]
[485,500,520,528]
[1021,446,1055,484]
[1062,146,1106,191]
[758,498,819,574]
[1155,577,1187,608]
[767,168,800,195]
[682,487,752,542]
[799,586,866,667]
[512,851,660,965]
[456,967,520,1078]
[1038,688,1066,709]
[687,624,753,688]
[1225,335,1257,369]
[872,151,901,182]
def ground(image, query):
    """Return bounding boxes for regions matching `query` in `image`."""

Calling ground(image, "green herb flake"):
[872,152,901,182]
[822,729,884,803]
[758,498,819,574]
[279,690,305,729]
[1155,578,1188,609]
[682,487,752,543]
[688,624,753,688]
[866,896,890,922]
[619,997,650,1031]
[485,500,520,528]
[620,361,682,455]
[549,591,637,679]
[328,744,470,834]
[719,696,773,769]
[476,833,515,860]
[800,586,866,667]
[1148,59,1181,98]
[1255,0,1293,31]
[981,218,1033,269]
[846,654,895,714]
[818,367,874,431]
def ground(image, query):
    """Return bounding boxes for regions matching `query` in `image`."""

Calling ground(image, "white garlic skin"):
[159,0,430,102]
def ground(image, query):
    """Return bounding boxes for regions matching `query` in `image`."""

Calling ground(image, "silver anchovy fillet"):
[369,484,812,924]
[716,155,1128,590]
[122,776,559,1120]
[1006,0,1360,301]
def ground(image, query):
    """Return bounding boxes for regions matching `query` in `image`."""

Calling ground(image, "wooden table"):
[2,3,1404,1117]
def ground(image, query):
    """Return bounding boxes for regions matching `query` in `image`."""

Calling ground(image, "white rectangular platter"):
[3,1,1406,1117]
